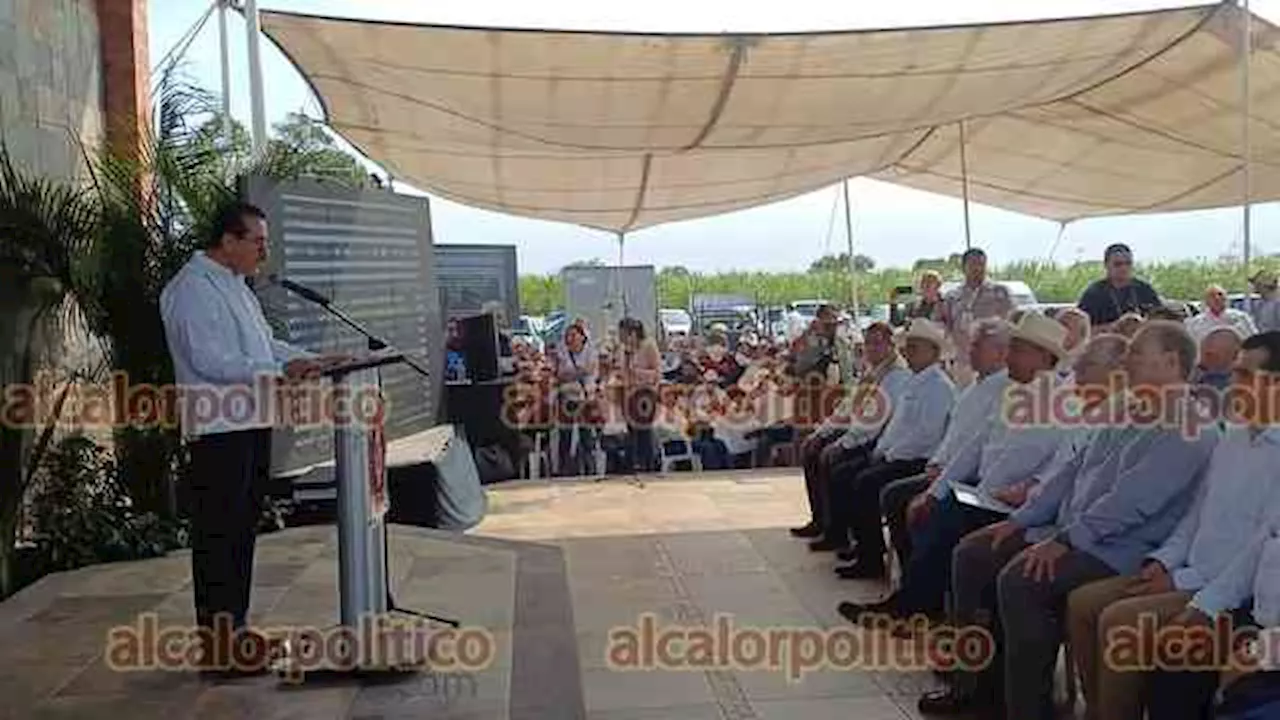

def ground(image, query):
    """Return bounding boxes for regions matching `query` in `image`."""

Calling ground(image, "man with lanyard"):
[941,248,1013,387]
[1077,243,1162,330]
[161,202,347,673]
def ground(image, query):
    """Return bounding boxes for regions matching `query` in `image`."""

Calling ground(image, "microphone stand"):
[273,280,459,629]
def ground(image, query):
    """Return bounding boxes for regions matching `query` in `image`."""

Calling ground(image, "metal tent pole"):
[842,179,859,318]
[217,0,232,139]
[959,120,973,250]
[1241,0,1254,293]
[244,0,268,151]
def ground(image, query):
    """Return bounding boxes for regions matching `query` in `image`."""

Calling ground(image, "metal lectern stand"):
[274,353,421,679]
[326,355,402,630]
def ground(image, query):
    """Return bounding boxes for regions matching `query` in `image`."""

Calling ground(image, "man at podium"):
[160,201,347,671]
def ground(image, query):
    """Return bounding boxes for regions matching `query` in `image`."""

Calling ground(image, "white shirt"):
[160,252,314,436]
[1185,308,1257,341]
[874,363,955,462]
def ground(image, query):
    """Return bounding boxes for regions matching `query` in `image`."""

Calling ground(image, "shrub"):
[26,435,187,573]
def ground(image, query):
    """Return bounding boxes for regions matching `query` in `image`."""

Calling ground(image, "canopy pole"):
[1241,0,1253,288]
[218,0,232,139]
[1045,222,1069,263]
[244,0,268,151]
[842,179,859,318]
[959,120,973,250]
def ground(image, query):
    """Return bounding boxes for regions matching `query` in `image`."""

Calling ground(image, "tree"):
[808,253,874,273]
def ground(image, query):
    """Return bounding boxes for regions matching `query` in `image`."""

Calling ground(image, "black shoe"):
[836,595,900,624]
[834,559,886,579]
[790,522,823,538]
[917,689,993,716]
[808,537,848,552]
[836,548,859,562]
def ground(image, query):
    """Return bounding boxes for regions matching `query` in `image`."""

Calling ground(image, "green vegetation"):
[0,75,367,599]
[519,257,1279,315]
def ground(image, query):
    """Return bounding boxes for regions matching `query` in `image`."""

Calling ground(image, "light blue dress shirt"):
[873,363,955,462]
[973,374,1066,495]
[160,251,315,436]
[1011,395,1219,574]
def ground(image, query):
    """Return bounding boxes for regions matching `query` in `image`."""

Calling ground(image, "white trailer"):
[560,265,658,348]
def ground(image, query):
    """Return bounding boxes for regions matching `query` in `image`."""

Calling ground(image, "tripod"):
[274,277,458,629]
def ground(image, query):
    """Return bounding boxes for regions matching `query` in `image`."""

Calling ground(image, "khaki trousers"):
[1066,576,1192,720]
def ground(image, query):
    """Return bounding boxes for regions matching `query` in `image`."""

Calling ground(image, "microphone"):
[269,274,331,306]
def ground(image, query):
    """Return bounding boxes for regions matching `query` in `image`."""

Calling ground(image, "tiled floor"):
[0,468,956,720]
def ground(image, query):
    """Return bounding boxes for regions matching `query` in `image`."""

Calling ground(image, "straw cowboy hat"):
[902,318,947,350]
[1010,312,1069,361]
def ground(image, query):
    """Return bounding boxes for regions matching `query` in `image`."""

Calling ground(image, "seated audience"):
[843,313,1067,623]
[990,333,1130,511]
[1056,306,1092,379]
[877,318,1012,591]
[1067,330,1280,720]
[791,322,908,539]
[1186,284,1257,341]
[820,319,955,581]
[1193,325,1244,395]
[920,321,1218,719]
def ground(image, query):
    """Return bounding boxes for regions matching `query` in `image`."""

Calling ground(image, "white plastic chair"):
[657,430,703,473]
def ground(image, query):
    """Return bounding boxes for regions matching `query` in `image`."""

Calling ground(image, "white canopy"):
[260,2,1279,232]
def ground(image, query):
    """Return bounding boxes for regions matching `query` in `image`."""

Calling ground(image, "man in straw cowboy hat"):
[920,320,1218,719]
[820,318,955,580]
[839,312,1069,625]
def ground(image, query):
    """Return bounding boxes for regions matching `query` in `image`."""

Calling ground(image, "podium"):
[324,353,403,628]
[275,352,451,680]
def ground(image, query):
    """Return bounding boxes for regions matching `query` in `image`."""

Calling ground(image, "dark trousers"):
[800,427,844,526]
[833,456,927,567]
[820,445,877,545]
[625,386,657,472]
[187,428,271,631]
[1146,669,1220,720]
[880,473,929,573]
[898,492,1005,616]
[691,438,729,470]
[558,425,598,476]
[998,543,1117,720]
[627,425,655,472]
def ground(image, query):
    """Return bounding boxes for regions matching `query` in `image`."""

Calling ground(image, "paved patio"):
[0,469,951,719]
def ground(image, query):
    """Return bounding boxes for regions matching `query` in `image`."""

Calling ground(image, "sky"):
[149,0,1280,275]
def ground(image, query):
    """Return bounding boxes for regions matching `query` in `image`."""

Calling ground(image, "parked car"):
[940,280,1038,307]
[659,308,693,337]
